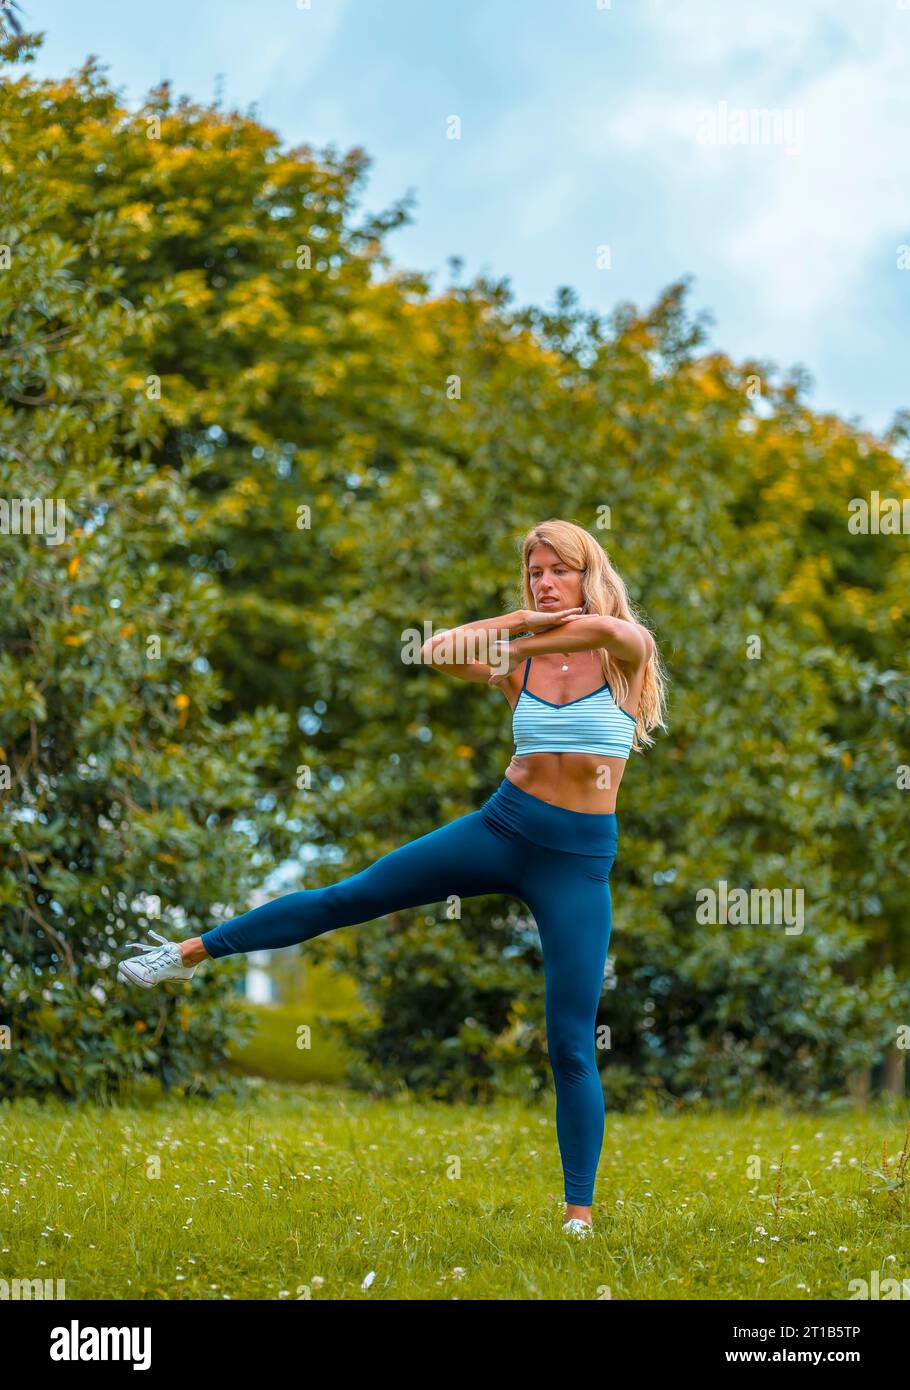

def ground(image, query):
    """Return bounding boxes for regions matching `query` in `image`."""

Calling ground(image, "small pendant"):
[561,663,569,672]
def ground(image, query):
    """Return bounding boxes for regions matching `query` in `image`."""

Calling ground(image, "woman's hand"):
[486,639,525,691]
[521,606,585,631]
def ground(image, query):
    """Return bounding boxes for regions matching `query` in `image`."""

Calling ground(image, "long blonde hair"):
[517,519,668,753]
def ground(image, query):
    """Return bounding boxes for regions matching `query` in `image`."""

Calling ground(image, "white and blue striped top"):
[511,657,637,759]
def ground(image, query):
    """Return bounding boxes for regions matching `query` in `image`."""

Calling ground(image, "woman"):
[118,518,667,1236]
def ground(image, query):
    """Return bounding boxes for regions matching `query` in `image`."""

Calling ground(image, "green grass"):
[3,1086,909,1300]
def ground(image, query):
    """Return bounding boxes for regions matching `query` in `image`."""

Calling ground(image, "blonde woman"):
[119,518,667,1236]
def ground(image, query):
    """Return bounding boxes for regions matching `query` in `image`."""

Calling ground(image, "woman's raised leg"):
[199,807,520,959]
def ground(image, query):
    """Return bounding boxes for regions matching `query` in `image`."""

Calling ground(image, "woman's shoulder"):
[604,622,654,670]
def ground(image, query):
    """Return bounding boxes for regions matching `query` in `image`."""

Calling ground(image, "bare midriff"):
[499,649,642,813]
[503,751,627,814]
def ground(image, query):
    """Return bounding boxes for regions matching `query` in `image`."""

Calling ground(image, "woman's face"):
[527,544,584,612]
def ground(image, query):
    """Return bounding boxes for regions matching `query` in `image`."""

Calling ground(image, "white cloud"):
[223,0,352,94]
[724,48,910,319]
[642,0,890,64]
[601,3,910,326]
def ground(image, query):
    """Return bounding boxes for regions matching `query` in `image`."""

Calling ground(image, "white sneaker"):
[562,1218,594,1238]
[117,929,199,988]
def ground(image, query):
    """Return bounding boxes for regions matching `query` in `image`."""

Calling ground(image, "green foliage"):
[0,48,294,1099]
[227,1002,360,1086]
[332,905,549,1105]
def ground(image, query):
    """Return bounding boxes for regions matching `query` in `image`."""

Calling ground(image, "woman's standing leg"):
[520,854,613,1212]
[199,808,521,958]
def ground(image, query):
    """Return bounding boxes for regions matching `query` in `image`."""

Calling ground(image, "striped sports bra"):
[512,657,637,759]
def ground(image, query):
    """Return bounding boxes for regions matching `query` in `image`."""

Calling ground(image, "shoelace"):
[122,928,171,954]
[121,929,176,969]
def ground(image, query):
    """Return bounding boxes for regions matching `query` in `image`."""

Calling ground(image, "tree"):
[0,41,293,1098]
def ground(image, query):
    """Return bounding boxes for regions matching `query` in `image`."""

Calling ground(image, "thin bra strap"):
[521,656,531,690]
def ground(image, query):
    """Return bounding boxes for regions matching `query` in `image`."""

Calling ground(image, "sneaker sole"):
[117,963,156,987]
[118,963,197,987]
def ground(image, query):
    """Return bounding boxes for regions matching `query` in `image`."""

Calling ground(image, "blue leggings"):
[201,777,618,1206]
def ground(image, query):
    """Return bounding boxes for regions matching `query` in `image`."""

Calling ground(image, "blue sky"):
[17,0,910,439]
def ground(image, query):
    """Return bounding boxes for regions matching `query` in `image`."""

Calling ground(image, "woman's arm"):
[422,608,529,653]
[510,615,652,665]
[420,606,584,683]
[419,609,527,682]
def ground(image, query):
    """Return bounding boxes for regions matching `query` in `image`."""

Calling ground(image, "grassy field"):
[3,1084,908,1301]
